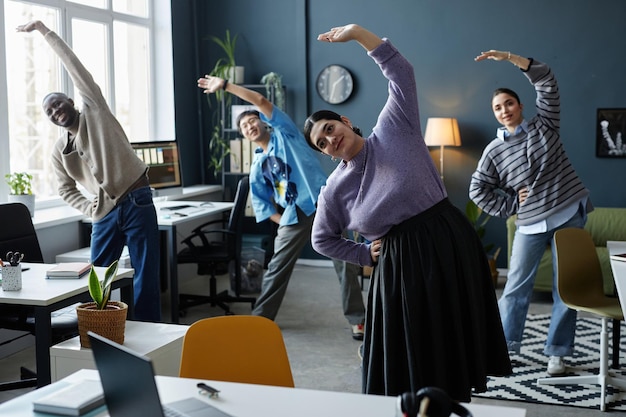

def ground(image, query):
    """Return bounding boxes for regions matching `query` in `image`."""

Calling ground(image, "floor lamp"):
[423,117,462,180]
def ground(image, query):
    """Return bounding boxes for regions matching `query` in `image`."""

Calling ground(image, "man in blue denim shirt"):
[198,76,365,338]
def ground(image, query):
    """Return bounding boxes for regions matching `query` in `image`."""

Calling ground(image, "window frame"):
[0,0,174,208]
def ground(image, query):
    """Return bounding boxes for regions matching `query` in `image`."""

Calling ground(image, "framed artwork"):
[596,108,626,157]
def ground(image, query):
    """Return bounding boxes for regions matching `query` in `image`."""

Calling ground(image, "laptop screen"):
[131,141,183,189]
[88,331,231,417]
[89,331,167,417]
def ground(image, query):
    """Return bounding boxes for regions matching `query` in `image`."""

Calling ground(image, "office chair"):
[179,315,294,387]
[177,177,256,315]
[0,202,78,390]
[537,228,626,411]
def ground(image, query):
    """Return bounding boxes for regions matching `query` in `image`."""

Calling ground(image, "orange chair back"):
[179,315,294,387]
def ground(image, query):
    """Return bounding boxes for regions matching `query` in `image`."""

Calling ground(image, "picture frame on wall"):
[596,108,626,157]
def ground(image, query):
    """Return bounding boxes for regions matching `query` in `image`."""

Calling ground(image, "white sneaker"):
[547,356,565,376]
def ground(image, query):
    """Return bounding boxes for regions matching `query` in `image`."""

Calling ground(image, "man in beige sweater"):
[18,20,161,322]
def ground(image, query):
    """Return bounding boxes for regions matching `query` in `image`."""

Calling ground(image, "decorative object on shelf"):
[316,64,354,104]
[596,108,626,157]
[5,171,35,217]
[423,117,462,181]
[465,200,500,286]
[76,260,128,348]
[261,72,285,110]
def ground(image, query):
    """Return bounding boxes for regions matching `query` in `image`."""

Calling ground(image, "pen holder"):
[1,264,22,291]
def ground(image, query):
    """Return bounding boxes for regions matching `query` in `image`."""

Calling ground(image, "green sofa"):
[506,207,626,294]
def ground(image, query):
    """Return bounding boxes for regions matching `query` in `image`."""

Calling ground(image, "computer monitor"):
[131,141,182,190]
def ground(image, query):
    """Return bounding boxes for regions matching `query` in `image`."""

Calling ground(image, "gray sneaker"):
[547,356,566,376]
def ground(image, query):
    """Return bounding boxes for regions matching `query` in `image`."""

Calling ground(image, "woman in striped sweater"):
[470,50,592,376]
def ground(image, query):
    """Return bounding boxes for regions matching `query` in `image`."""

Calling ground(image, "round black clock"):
[316,65,354,104]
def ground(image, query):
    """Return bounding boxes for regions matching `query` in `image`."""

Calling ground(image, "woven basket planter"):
[76,301,128,348]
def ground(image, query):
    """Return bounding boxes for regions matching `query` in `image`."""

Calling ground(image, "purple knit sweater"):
[311,40,446,267]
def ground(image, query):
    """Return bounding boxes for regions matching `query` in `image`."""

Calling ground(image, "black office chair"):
[0,202,78,390]
[177,177,256,315]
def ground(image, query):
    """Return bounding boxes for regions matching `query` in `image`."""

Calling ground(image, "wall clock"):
[316,65,354,104]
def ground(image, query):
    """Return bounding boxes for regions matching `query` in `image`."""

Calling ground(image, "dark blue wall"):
[172,0,626,265]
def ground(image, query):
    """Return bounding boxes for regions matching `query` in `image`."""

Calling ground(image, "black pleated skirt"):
[361,198,512,402]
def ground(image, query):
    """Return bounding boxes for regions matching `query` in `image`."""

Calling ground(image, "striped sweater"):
[469,59,590,226]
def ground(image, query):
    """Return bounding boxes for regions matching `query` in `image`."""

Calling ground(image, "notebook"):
[88,331,232,417]
[46,262,92,279]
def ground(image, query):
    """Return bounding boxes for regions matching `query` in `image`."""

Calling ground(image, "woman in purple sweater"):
[304,24,511,401]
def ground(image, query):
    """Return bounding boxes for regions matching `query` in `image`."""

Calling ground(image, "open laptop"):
[88,331,232,417]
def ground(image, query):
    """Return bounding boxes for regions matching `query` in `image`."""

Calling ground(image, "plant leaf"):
[88,266,103,308]
[100,260,119,308]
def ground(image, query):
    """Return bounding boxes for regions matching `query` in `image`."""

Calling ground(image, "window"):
[0,0,173,205]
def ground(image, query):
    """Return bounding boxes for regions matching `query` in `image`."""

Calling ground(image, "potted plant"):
[209,29,243,84]
[260,72,285,111]
[466,200,501,286]
[205,30,243,179]
[5,172,35,217]
[76,260,128,348]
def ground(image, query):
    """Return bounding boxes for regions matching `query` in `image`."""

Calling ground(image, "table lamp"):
[423,117,462,180]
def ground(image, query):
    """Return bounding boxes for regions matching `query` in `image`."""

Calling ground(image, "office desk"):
[609,241,626,319]
[81,201,234,323]
[0,264,134,387]
[156,201,234,323]
[0,369,527,417]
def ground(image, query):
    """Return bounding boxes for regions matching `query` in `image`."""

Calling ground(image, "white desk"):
[81,200,234,323]
[156,201,234,322]
[609,241,626,319]
[0,369,527,417]
[0,264,134,387]
[50,321,188,381]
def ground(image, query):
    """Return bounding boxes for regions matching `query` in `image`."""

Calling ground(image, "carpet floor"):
[473,314,626,411]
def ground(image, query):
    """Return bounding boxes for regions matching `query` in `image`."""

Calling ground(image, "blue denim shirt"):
[249,107,327,226]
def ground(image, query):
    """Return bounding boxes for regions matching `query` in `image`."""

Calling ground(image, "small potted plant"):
[5,172,35,216]
[76,260,128,348]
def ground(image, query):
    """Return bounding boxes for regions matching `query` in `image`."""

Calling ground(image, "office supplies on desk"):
[89,331,232,417]
[161,205,192,211]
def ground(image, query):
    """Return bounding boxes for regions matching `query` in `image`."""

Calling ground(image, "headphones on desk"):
[396,387,473,417]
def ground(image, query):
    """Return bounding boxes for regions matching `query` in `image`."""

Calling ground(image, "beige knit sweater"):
[47,31,147,221]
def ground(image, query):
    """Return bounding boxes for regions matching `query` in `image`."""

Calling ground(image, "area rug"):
[473,314,626,410]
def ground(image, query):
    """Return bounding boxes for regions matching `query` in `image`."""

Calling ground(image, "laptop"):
[88,331,232,417]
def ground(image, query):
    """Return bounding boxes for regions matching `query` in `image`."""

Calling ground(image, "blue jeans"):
[90,186,161,322]
[499,209,585,357]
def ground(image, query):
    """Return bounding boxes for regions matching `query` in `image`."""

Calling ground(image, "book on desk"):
[46,262,92,279]
[32,379,104,416]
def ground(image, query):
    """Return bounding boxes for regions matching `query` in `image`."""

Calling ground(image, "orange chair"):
[179,315,294,388]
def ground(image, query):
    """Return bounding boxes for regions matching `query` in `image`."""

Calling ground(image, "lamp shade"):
[424,117,461,147]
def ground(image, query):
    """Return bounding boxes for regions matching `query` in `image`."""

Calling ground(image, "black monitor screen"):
[131,141,182,189]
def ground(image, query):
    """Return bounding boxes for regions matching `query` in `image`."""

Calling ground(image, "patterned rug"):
[473,314,626,410]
